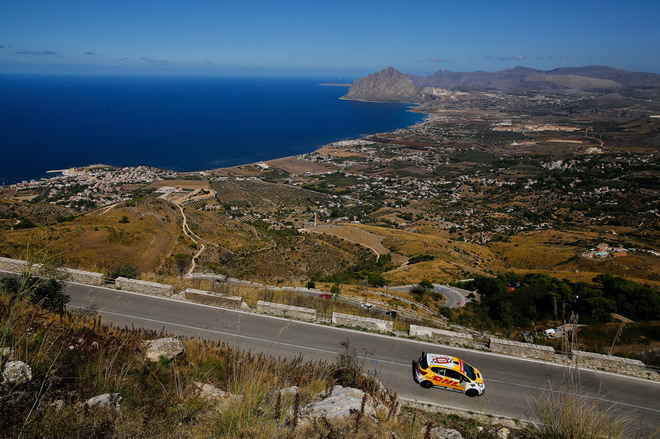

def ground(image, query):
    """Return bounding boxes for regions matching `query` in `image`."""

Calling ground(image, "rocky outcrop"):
[84,393,122,410]
[295,385,385,424]
[193,381,243,410]
[2,360,32,385]
[343,67,419,102]
[429,427,463,439]
[144,338,185,362]
[194,381,230,400]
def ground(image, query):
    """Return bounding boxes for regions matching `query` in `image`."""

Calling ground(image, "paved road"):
[389,284,467,308]
[61,282,660,435]
[187,273,437,317]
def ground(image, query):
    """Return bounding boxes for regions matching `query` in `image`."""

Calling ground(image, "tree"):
[13,219,36,230]
[174,253,191,278]
[1,275,69,314]
[108,264,140,280]
[330,284,341,296]
[408,254,435,265]
[367,273,387,288]
[306,281,316,289]
[119,216,129,224]
[467,275,506,297]
[418,279,434,290]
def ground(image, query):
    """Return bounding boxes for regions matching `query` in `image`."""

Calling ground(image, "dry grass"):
[0,273,537,439]
[0,198,182,274]
[528,380,632,439]
[305,224,390,255]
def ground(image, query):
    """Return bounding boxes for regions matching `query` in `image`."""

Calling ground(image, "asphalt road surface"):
[388,284,466,308]
[57,281,660,436]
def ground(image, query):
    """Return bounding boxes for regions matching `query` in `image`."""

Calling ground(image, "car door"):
[429,367,450,388]
[443,369,467,391]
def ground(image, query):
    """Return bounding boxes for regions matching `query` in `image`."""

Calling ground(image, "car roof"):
[424,353,466,374]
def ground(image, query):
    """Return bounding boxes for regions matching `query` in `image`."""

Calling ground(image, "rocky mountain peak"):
[343,67,419,102]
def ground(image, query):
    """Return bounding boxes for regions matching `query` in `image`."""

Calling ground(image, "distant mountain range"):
[343,66,660,101]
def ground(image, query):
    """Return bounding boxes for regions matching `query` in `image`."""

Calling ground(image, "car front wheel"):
[465,388,479,397]
[420,380,433,389]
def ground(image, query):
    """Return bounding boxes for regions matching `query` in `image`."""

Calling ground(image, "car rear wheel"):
[420,380,433,389]
[465,388,479,397]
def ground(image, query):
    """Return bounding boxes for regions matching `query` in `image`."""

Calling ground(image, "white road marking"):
[70,305,660,415]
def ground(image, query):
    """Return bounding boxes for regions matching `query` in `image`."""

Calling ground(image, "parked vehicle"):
[385,310,398,317]
[412,352,485,397]
[319,293,333,299]
[361,303,373,310]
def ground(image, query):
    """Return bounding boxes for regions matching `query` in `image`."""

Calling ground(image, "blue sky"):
[1,0,659,76]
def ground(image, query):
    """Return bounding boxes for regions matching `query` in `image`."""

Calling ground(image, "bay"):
[0,75,424,184]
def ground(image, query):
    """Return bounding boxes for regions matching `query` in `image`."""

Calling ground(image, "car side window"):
[444,369,464,380]
[430,367,445,375]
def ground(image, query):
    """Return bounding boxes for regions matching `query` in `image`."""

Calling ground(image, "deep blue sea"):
[0,75,424,184]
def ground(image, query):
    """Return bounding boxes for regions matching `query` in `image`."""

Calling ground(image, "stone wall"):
[183,288,245,309]
[0,258,105,287]
[489,338,555,361]
[59,268,105,286]
[115,277,173,297]
[0,257,30,274]
[256,301,317,322]
[572,350,646,377]
[409,325,474,347]
[332,312,393,332]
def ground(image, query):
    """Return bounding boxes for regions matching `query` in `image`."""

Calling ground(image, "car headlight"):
[478,383,484,388]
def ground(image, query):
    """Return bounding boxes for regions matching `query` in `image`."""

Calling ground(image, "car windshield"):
[462,362,477,381]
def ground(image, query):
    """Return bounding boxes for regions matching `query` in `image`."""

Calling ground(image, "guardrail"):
[1,259,657,380]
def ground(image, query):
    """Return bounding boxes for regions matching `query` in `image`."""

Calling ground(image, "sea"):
[0,75,425,184]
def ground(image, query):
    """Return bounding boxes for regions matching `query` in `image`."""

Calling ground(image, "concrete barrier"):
[0,257,30,274]
[256,301,317,322]
[0,258,105,287]
[59,268,105,286]
[183,288,245,309]
[332,312,393,332]
[572,350,646,376]
[489,338,555,361]
[409,325,474,347]
[115,277,173,297]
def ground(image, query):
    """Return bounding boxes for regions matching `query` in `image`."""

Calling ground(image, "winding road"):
[389,283,467,308]
[53,280,660,436]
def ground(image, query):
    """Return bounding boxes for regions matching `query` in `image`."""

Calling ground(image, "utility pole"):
[608,323,625,356]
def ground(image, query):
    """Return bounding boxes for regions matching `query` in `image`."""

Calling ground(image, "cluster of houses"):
[5,166,175,210]
[583,243,630,259]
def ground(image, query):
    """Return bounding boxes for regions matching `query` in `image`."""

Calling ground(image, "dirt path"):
[176,204,206,276]
[304,224,389,257]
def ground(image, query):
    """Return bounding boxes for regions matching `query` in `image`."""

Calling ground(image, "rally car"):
[412,352,485,397]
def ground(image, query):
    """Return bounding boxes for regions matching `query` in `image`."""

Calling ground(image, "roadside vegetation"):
[529,380,631,439]
[455,272,660,329]
[0,273,533,439]
[441,272,660,365]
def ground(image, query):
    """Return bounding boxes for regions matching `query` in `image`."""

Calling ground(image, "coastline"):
[204,103,431,176]
[3,105,432,187]
[1,76,427,185]
[2,93,429,187]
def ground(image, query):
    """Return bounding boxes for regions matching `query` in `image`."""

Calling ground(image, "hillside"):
[343,65,660,101]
